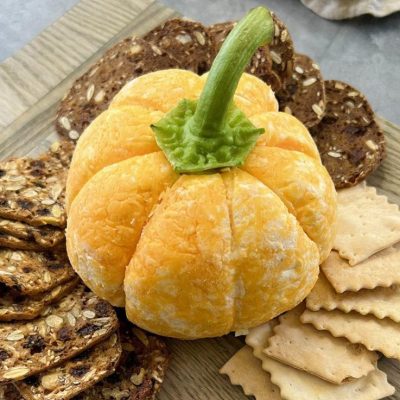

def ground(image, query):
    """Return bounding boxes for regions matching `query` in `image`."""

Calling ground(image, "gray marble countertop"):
[0,0,399,124]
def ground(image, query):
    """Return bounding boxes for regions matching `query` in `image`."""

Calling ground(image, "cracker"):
[56,37,180,141]
[74,320,170,400]
[322,248,400,293]
[207,21,280,92]
[144,18,212,74]
[334,185,400,265]
[264,306,377,384]
[307,272,400,322]
[220,346,281,400]
[0,284,118,383]
[277,53,326,128]
[0,249,76,296]
[301,308,400,360]
[0,141,73,227]
[0,233,44,251]
[0,384,23,400]
[0,277,79,322]
[0,219,64,249]
[310,80,385,188]
[246,321,394,400]
[15,333,122,400]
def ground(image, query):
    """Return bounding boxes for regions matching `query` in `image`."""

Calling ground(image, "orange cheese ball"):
[66,70,336,339]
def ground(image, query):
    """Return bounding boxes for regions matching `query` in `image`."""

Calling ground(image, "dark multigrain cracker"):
[310,80,385,188]
[207,21,281,92]
[0,141,73,227]
[0,219,64,249]
[0,249,76,296]
[0,233,46,251]
[0,277,79,322]
[75,319,170,400]
[56,37,180,140]
[269,13,295,86]
[144,18,212,74]
[15,333,122,400]
[0,284,118,383]
[277,53,326,128]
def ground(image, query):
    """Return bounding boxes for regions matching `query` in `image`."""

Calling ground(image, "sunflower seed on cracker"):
[301,308,400,360]
[74,320,169,400]
[56,36,180,140]
[0,277,79,322]
[264,306,377,384]
[246,321,394,400]
[0,249,75,296]
[310,80,385,188]
[0,284,118,383]
[15,333,121,400]
[277,53,326,128]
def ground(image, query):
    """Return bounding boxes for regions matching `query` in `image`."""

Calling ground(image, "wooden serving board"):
[0,0,399,398]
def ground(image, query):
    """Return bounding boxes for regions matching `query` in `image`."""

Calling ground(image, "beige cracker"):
[264,306,377,384]
[321,248,400,293]
[246,321,394,400]
[220,346,281,400]
[302,308,400,360]
[307,273,400,322]
[334,184,400,265]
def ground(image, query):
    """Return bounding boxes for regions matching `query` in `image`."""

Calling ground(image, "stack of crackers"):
[0,144,169,399]
[221,183,400,400]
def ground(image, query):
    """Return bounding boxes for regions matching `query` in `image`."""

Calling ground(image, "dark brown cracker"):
[207,22,280,91]
[270,13,294,86]
[277,53,326,128]
[0,141,73,227]
[75,319,170,400]
[56,36,180,140]
[0,277,79,322]
[0,249,76,296]
[144,18,212,74]
[0,233,45,251]
[15,333,122,400]
[0,284,118,383]
[0,219,64,249]
[310,80,385,188]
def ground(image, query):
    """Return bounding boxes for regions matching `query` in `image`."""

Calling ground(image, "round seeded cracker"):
[310,80,385,188]
[277,53,326,128]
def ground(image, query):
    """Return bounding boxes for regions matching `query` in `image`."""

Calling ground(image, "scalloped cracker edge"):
[246,320,394,400]
[301,308,400,360]
[264,306,377,384]
[220,346,281,400]
[322,248,400,293]
[307,273,400,322]
[334,185,400,265]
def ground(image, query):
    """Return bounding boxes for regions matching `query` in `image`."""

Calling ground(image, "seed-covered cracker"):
[301,308,400,360]
[74,320,169,400]
[322,248,400,293]
[264,306,377,384]
[0,277,79,322]
[246,321,394,400]
[15,333,122,400]
[277,53,325,128]
[0,284,118,383]
[307,273,400,322]
[0,219,64,249]
[0,249,76,296]
[207,21,280,92]
[310,80,385,188]
[334,184,400,265]
[144,18,212,74]
[0,141,73,227]
[0,233,44,251]
[220,345,281,400]
[56,37,180,141]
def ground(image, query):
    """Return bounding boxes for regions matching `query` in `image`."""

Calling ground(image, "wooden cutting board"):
[0,0,399,398]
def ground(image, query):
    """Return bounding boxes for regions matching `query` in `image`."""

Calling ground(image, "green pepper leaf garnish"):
[152,7,274,173]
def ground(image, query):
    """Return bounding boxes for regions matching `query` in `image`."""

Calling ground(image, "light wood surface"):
[0,0,399,398]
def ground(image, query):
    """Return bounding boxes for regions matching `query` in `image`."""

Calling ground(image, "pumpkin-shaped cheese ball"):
[66,8,336,339]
